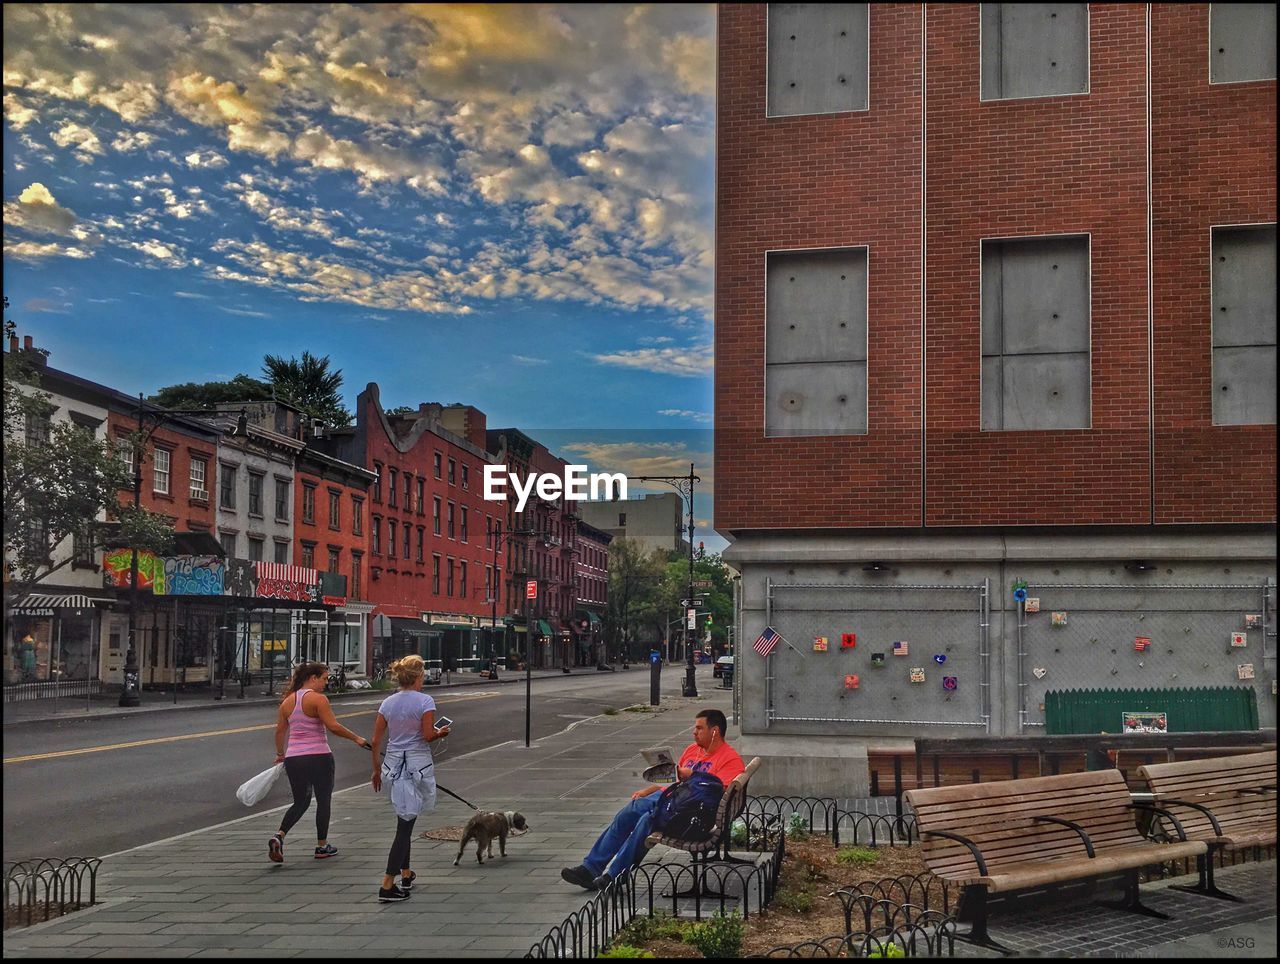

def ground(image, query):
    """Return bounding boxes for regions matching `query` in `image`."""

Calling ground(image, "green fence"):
[1045,686,1259,735]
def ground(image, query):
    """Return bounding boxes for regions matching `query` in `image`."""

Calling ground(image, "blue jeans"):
[583,795,660,878]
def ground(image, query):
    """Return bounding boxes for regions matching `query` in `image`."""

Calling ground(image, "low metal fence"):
[3,679,102,703]
[743,796,918,847]
[748,912,958,958]
[3,858,101,930]
[835,873,956,930]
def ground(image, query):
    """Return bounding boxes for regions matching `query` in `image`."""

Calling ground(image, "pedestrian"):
[267,661,371,864]
[370,654,451,902]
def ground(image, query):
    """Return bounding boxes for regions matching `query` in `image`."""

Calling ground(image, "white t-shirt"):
[378,689,437,752]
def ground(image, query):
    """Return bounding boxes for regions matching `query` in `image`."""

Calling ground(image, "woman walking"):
[268,661,370,863]
[370,654,451,902]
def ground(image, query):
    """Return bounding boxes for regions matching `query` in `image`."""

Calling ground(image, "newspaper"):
[641,746,677,784]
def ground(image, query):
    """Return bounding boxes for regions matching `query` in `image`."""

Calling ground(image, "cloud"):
[129,238,189,267]
[5,182,79,235]
[591,344,712,378]
[512,355,549,365]
[173,291,210,299]
[50,121,104,159]
[112,129,155,152]
[219,306,271,317]
[184,149,228,168]
[4,92,39,129]
[4,239,93,260]
[561,440,713,488]
[658,409,712,423]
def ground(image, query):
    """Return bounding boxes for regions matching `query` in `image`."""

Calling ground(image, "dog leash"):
[436,783,480,811]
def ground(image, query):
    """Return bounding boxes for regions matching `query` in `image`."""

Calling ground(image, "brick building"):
[715,4,1276,795]
[574,520,612,666]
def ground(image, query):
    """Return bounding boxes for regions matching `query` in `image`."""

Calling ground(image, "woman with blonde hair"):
[268,662,371,864]
[370,653,450,902]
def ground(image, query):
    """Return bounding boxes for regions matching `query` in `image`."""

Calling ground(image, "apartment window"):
[300,542,314,568]
[447,502,455,539]
[403,473,413,511]
[351,551,363,599]
[25,411,51,446]
[189,458,208,500]
[372,462,383,502]
[329,547,341,574]
[767,3,868,117]
[981,235,1091,431]
[275,479,290,521]
[981,4,1088,101]
[619,512,626,527]
[448,458,456,485]
[460,561,468,599]
[219,463,236,509]
[273,541,289,564]
[434,451,442,479]
[461,507,468,543]
[433,497,442,536]
[485,565,492,600]
[352,496,364,536]
[1212,225,1277,425]
[765,248,868,437]
[249,536,265,562]
[416,478,425,514]
[388,467,398,507]
[387,519,397,558]
[1210,3,1277,84]
[447,558,455,597]
[403,522,411,560]
[416,526,424,563]
[329,490,341,530]
[72,525,94,566]
[220,531,237,559]
[119,437,135,481]
[153,448,171,495]
[372,515,382,554]
[461,464,469,490]
[433,555,441,594]
[486,516,493,549]
[246,471,264,516]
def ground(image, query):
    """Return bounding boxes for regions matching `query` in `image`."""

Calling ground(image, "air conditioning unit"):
[311,419,327,439]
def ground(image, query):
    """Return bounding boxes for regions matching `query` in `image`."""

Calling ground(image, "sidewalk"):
[1,665,640,727]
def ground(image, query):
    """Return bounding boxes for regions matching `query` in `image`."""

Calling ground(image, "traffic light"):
[705,614,713,626]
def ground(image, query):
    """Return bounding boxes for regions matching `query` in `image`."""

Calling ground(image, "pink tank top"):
[286,688,331,757]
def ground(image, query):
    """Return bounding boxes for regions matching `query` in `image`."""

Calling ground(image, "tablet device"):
[435,716,453,730]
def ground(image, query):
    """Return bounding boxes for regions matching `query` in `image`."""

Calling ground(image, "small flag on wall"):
[841,633,857,649]
[813,636,829,652]
[754,627,781,658]
[1230,632,1247,648]
[893,640,909,657]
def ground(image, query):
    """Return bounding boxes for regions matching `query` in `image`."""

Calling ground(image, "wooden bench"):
[906,770,1207,951]
[645,757,762,898]
[1138,750,1277,901]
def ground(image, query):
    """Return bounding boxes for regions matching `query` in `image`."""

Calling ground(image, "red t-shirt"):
[678,741,745,785]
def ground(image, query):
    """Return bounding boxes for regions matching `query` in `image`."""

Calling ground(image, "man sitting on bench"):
[560,708,744,891]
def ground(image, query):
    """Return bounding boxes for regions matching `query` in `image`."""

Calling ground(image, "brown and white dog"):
[453,810,529,866]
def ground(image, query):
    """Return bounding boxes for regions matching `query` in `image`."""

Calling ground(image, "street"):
[2,666,703,862]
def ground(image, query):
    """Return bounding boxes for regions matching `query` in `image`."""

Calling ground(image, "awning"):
[389,617,441,638]
[11,593,113,613]
[536,620,553,636]
[427,621,474,631]
[587,612,601,627]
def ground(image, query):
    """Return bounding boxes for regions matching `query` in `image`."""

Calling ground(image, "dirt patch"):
[420,826,467,841]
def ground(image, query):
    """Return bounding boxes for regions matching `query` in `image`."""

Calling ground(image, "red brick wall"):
[1151,4,1277,523]
[714,3,1276,532]
[108,412,217,532]
[293,470,371,598]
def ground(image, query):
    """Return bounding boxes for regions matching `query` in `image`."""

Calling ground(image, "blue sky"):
[2,4,723,551]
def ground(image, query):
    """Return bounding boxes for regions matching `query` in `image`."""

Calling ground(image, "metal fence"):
[1017,583,1275,731]
[2,679,102,703]
[765,581,991,730]
[3,858,101,930]
[742,796,918,847]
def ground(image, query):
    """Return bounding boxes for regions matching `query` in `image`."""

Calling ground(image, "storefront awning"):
[536,620,553,636]
[11,592,113,613]
[586,612,601,626]
[426,621,474,631]
[388,617,441,638]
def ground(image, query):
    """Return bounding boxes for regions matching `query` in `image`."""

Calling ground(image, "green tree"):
[606,538,665,662]
[149,373,272,410]
[652,551,735,655]
[261,351,352,426]
[3,306,173,610]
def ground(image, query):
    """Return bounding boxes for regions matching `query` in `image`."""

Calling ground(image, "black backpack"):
[652,772,726,842]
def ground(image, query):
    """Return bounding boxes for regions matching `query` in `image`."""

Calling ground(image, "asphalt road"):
[2,666,703,862]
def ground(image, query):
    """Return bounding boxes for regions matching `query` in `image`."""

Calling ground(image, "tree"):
[3,305,173,610]
[261,351,352,427]
[149,374,272,410]
[606,538,665,663]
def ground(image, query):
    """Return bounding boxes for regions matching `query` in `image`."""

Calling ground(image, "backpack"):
[652,772,726,842]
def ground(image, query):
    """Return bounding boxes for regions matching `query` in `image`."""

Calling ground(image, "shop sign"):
[322,596,346,606]
[14,609,56,617]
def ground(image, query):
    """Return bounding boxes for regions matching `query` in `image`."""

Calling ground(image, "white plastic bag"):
[237,763,284,807]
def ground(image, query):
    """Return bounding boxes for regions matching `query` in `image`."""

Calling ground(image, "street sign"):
[526,580,538,599]
[693,580,713,589]
[686,608,697,630]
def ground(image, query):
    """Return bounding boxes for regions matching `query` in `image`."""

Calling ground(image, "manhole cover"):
[420,826,467,841]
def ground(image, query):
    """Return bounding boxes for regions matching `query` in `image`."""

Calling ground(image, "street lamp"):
[488,522,552,747]
[118,397,247,707]
[631,463,701,699]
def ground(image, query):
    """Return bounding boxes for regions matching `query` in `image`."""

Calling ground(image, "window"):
[619,512,627,527]
[25,411,51,446]
[447,502,456,539]
[433,555,441,594]
[329,490,341,530]
[219,463,236,509]
[434,451,442,479]
[276,480,290,521]
[765,248,868,437]
[1212,225,1277,425]
[120,437,136,481]
[220,531,237,559]
[388,467,398,507]
[460,561,467,598]
[981,235,1091,431]
[461,507,468,543]
[416,478,425,514]
[433,497,442,536]
[249,536,265,562]
[767,3,868,116]
[189,458,208,500]
[461,465,469,490]
[329,547,341,574]
[351,551,363,599]
[300,542,314,568]
[73,525,94,566]
[403,522,411,560]
[352,496,364,536]
[486,565,493,600]
[414,526,424,563]
[447,558,455,596]
[273,541,289,564]
[404,473,413,511]
[373,462,383,502]
[301,483,316,523]
[486,516,493,548]
[448,458,456,485]
[153,448,171,495]
[388,519,397,558]
[372,515,382,554]
[248,472,263,515]
[1210,3,1276,84]
[981,3,1088,101]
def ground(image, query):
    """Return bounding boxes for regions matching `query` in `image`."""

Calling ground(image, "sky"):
[2,3,722,551]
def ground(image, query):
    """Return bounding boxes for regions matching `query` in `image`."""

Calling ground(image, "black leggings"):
[385,817,417,876]
[280,753,335,840]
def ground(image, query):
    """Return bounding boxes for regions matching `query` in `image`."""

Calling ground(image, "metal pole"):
[525,575,532,748]
[492,525,499,676]
[684,462,698,698]
[172,598,178,705]
[119,394,145,707]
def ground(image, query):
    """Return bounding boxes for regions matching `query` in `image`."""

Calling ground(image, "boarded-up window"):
[1212,225,1277,425]
[767,4,868,116]
[982,236,1091,431]
[981,4,1088,100]
[765,248,868,437]
[1210,4,1277,83]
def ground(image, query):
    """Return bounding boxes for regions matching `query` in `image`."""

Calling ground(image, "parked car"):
[713,655,734,678]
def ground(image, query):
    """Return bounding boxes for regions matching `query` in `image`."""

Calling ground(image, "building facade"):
[578,492,690,557]
[716,4,1276,794]
[574,520,612,666]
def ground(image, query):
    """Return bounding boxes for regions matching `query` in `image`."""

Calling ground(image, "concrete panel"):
[981,355,1004,432]
[765,361,867,436]
[1210,3,1278,83]
[1212,225,1277,348]
[1213,345,1278,425]
[984,236,1090,355]
[768,3,869,116]
[981,4,1088,100]
[767,249,868,365]
[1001,352,1091,430]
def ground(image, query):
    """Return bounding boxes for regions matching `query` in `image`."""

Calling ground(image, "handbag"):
[236,763,284,807]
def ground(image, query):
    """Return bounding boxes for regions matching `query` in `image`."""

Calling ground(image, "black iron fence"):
[743,796,918,847]
[747,911,958,958]
[3,858,101,930]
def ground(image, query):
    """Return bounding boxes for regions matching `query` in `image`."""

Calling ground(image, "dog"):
[453,810,529,866]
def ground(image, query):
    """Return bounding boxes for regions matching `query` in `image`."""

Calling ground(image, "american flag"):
[754,626,781,658]
[893,640,909,657]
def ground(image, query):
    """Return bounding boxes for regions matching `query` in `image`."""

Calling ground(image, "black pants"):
[280,753,335,840]
[385,817,417,876]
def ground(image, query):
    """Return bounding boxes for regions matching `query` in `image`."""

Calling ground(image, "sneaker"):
[314,843,339,859]
[592,871,613,891]
[268,834,284,863]
[560,865,597,890]
[378,886,411,903]
[399,871,416,890]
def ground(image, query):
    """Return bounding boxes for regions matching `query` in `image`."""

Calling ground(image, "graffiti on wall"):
[165,556,225,596]
[103,549,165,591]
